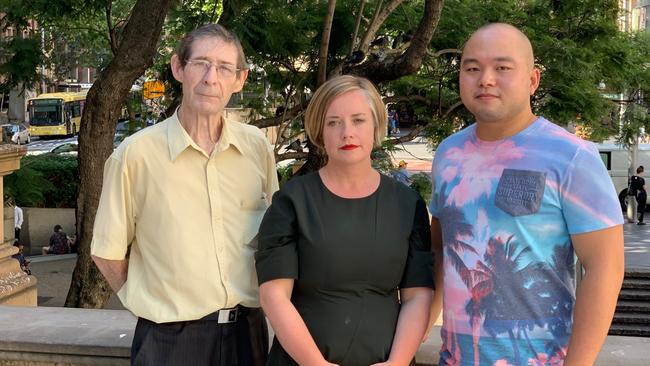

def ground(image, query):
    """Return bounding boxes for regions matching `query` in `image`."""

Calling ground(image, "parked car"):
[114,120,145,146]
[50,142,78,155]
[1,123,31,144]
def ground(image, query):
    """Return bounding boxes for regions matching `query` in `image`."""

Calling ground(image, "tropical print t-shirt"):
[429,117,623,366]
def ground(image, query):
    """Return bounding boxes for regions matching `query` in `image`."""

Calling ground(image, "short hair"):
[54,224,62,232]
[175,24,249,70]
[638,166,644,174]
[304,75,387,155]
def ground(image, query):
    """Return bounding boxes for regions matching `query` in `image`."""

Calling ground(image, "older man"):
[429,23,624,365]
[91,24,278,366]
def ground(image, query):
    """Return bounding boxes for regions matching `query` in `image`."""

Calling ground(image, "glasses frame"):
[184,59,242,79]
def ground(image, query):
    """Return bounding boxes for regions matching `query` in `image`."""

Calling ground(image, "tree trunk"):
[65,0,174,308]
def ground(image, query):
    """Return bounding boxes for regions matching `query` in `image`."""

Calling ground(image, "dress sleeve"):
[400,197,435,289]
[255,187,299,284]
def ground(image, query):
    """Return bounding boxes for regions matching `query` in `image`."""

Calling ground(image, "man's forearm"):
[91,255,128,293]
[564,263,623,365]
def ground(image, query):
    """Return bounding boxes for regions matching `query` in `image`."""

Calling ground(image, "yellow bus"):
[27,91,87,137]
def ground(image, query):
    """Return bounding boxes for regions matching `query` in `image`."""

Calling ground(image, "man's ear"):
[171,54,184,83]
[529,68,541,95]
[232,69,249,93]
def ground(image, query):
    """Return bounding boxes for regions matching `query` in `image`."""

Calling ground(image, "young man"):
[429,23,624,365]
[91,24,278,366]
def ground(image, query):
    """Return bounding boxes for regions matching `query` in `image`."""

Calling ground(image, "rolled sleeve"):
[255,188,299,284]
[400,198,435,289]
[90,152,135,260]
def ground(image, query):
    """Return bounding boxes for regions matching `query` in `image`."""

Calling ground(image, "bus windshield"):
[29,100,62,126]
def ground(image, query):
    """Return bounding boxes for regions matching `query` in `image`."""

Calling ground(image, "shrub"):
[4,155,78,208]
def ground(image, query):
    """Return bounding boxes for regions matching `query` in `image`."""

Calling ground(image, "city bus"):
[27,91,87,137]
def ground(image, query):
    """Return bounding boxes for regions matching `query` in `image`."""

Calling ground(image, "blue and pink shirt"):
[429,117,623,366]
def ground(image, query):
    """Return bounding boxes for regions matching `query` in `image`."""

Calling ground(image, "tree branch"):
[358,0,407,54]
[317,0,337,86]
[383,95,432,105]
[349,0,366,55]
[442,100,463,118]
[251,101,308,129]
[277,151,309,161]
[105,2,118,55]
[346,0,444,83]
[388,125,425,144]
[428,48,462,58]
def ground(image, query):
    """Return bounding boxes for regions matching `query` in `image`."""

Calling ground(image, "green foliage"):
[409,172,432,203]
[277,164,294,187]
[4,155,78,208]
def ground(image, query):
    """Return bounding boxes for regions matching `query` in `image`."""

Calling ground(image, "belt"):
[201,305,250,324]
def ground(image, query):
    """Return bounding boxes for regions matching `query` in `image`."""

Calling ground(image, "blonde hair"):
[305,75,387,155]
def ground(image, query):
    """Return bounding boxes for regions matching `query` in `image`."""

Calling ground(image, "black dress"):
[255,172,434,366]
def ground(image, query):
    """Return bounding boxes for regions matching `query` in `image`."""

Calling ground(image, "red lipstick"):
[340,144,359,150]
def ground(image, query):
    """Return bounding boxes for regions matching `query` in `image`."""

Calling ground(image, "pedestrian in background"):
[14,204,23,241]
[42,224,70,255]
[630,165,647,225]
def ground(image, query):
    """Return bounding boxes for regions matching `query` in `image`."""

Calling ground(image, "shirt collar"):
[167,109,244,161]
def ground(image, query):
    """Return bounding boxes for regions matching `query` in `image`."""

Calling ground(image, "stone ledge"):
[0,306,134,362]
[2,306,649,365]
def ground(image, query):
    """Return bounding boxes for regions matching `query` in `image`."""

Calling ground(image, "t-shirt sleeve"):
[561,145,624,234]
[255,187,299,284]
[90,153,135,260]
[400,198,435,289]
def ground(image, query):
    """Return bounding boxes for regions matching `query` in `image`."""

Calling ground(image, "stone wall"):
[0,306,649,365]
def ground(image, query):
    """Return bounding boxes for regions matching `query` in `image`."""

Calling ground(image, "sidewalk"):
[28,254,124,309]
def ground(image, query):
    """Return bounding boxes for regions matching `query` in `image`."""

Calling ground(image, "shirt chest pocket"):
[495,169,546,216]
[240,197,268,247]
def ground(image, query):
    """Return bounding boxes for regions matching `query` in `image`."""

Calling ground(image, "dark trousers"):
[131,307,268,366]
[14,228,20,241]
[638,193,647,223]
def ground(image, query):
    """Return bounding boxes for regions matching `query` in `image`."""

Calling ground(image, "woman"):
[255,75,434,366]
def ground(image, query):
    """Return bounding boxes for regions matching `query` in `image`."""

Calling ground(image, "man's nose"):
[478,70,496,87]
[202,65,220,84]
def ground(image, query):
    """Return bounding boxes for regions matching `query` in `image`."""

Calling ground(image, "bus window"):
[29,100,62,126]
[600,151,611,171]
[73,101,81,117]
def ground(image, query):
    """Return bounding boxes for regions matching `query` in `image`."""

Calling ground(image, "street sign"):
[143,81,165,99]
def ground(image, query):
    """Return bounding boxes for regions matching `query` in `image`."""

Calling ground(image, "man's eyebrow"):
[461,56,516,66]
[461,58,478,66]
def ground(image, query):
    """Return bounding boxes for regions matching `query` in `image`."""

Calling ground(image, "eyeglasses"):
[184,59,241,79]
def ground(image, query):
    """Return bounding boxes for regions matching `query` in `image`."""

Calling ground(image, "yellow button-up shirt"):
[91,111,279,323]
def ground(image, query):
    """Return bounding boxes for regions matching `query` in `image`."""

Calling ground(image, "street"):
[22,135,77,154]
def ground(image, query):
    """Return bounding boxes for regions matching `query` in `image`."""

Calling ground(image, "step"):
[613,313,650,324]
[622,278,650,290]
[625,270,650,280]
[616,300,650,313]
[608,324,650,337]
[618,289,650,301]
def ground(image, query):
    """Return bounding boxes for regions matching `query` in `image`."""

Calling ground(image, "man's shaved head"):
[458,22,541,136]
[463,23,535,70]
